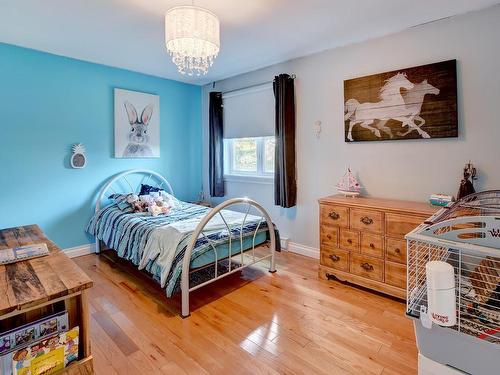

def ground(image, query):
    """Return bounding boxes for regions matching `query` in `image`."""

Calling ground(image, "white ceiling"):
[1,0,499,85]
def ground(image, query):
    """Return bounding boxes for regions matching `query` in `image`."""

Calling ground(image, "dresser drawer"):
[320,204,349,228]
[350,254,384,281]
[320,248,349,272]
[339,229,359,252]
[360,233,384,258]
[320,225,338,248]
[385,237,407,264]
[385,261,406,289]
[350,208,383,234]
[385,213,426,238]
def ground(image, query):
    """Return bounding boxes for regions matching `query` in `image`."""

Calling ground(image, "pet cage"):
[406,191,500,375]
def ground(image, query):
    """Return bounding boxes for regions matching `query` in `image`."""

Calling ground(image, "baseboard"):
[63,240,320,260]
[64,243,96,258]
[286,242,320,259]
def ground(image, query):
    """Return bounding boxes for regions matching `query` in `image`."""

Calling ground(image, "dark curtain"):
[209,92,224,197]
[273,74,296,208]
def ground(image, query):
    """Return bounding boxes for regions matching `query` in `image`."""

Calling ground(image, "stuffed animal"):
[148,195,172,216]
[126,194,139,204]
[148,202,171,217]
[132,201,148,213]
[126,193,171,216]
[126,194,148,213]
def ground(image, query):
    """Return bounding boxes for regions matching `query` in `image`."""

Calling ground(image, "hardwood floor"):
[74,252,418,375]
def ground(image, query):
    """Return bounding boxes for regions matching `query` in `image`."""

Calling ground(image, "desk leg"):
[78,290,91,358]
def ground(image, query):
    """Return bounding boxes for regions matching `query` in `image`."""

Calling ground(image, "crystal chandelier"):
[165,6,220,76]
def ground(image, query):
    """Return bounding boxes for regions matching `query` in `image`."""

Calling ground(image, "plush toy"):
[126,193,171,216]
[148,195,172,217]
[148,202,171,217]
[126,194,139,203]
[126,194,148,213]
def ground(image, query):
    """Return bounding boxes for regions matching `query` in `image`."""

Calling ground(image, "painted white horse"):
[375,79,440,139]
[345,73,415,141]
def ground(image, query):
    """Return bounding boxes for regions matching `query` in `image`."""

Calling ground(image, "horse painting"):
[375,79,440,139]
[343,60,458,142]
[344,73,415,141]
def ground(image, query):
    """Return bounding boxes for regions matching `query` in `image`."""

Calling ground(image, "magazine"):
[0,312,69,356]
[1,327,79,375]
[0,244,49,265]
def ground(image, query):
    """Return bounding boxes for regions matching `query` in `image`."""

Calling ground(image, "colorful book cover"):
[0,311,68,356]
[11,326,79,375]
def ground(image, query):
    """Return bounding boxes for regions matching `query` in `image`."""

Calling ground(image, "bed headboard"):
[96,169,174,213]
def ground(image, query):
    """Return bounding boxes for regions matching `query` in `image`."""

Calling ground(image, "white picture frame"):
[114,88,160,158]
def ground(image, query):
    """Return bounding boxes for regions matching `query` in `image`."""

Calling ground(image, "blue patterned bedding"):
[86,201,273,297]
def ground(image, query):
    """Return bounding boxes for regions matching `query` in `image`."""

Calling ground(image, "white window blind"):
[222,83,274,139]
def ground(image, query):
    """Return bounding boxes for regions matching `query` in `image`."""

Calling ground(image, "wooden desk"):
[0,225,94,374]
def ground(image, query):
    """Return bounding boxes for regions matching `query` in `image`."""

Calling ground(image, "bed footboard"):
[181,198,276,318]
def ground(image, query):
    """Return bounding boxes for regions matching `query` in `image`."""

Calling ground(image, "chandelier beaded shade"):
[165,6,220,76]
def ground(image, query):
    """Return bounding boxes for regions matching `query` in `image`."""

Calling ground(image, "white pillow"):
[160,191,181,208]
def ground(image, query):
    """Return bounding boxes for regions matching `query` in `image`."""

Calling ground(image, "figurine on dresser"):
[336,168,362,197]
[457,161,477,200]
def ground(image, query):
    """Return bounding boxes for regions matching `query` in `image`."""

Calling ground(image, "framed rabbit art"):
[114,88,160,158]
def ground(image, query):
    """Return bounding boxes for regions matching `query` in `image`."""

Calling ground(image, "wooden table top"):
[0,225,93,317]
[318,194,439,216]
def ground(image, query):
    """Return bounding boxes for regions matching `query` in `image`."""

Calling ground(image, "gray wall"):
[202,6,500,251]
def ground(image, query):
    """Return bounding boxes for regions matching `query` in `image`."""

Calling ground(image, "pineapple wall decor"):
[70,144,87,169]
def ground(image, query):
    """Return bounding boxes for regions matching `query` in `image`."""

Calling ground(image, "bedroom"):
[1,0,500,374]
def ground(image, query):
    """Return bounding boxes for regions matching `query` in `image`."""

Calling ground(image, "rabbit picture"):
[114,88,160,158]
[123,101,154,157]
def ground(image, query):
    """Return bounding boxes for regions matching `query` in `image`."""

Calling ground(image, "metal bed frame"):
[93,169,277,318]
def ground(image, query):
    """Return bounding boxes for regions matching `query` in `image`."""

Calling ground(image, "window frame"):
[224,136,275,182]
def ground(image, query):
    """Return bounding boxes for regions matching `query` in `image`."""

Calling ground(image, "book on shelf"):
[8,327,79,375]
[0,311,71,375]
[0,243,49,265]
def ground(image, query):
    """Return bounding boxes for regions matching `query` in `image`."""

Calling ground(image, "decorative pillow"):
[160,191,181,208]
[109,194,133,211]
[139,184,161,196]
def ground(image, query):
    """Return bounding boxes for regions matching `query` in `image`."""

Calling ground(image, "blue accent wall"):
[0,43,202,249]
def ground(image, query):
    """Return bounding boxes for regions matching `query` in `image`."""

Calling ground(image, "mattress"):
[190,231,267,269]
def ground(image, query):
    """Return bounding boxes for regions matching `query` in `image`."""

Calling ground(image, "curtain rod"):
[220,74,296,96]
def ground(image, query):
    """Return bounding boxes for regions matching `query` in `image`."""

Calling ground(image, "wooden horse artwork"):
[344,60,457,142]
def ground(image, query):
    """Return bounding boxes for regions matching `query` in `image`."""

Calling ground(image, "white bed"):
[88,169,277,317]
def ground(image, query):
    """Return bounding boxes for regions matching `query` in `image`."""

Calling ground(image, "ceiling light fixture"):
[165,5,220,76]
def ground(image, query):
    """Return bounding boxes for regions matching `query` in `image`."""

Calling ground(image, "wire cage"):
[406,191,500,374]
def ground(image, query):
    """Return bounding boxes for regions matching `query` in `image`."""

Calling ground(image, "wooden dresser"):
[318,195,437,299]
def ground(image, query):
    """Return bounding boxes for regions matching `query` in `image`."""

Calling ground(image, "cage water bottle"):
[426,261,456,327]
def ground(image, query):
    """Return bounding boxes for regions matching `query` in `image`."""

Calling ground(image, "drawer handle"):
[361,262,374,271]
[369,243,375,248]
[326,234,332,240]
[325,273,336,281]
[395,248,401,254]
[360,216,373,225]
[347,239,353,244]
[329,254,340,262]
[328,211,340,220]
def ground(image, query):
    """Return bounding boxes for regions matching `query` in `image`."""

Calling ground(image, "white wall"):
[202,6,500,252]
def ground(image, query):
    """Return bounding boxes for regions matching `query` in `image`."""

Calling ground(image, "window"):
[224,136,275,179]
